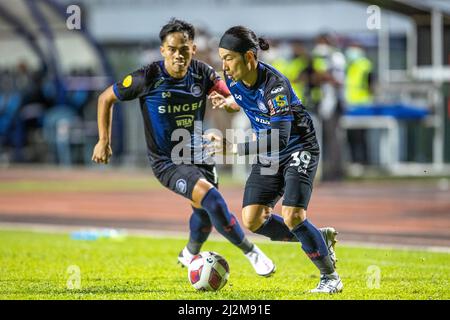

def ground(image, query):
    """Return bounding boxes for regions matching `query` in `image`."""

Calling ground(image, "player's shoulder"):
[190,59,217,75]
[260,62,291,97]
[190,59,222,85]
[135,61,164,82]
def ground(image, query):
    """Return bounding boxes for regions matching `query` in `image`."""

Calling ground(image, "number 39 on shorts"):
[289,151,311,171]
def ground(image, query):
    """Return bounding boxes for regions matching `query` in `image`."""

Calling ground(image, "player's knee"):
[242,206,270,232]
[282,207,306,229]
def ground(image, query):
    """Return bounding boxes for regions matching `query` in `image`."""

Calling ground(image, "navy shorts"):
[152,163,218,201]
[242,148,319,209]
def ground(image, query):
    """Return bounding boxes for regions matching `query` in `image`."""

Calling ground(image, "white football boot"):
[319,227,338,268]
[177,247,194,268]
[310,273,343,294]
[245,244,276,277]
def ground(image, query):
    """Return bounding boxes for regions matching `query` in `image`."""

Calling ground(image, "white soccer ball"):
[188,251,230,291]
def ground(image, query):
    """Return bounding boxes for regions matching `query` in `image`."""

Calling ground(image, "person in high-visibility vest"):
[310,33,346,181]
[272,41,310,105]
[345,43,374,164]
[345,44,373,105]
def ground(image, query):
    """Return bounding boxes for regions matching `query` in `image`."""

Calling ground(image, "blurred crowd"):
[0,31,375,180]
[0,63,97,165]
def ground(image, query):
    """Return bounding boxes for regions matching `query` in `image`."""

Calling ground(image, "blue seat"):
[345,103,429,120]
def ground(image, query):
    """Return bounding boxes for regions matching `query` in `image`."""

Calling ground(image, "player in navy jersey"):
[209,26,343,293]
[91,19,275,277]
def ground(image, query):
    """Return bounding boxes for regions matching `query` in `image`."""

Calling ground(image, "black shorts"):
[242,148,319,209]
[152,163,218,201]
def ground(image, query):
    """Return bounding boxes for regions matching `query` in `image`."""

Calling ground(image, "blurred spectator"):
[0,62,97,165]
[310,33,347,181]
[272,41,310,105]
[345,42,374,164]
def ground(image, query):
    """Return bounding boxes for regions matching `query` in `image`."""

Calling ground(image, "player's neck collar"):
[160,60,190,81]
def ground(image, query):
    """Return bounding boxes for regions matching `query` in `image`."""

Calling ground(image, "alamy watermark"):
[367,5,381,30]
[170,121,281,175]
[366,265,381,289]
[66,265,81,290]
[66,5,81,30]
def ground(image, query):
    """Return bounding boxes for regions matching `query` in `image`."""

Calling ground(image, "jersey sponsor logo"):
[271,94,288,108]
[154,77,165,89]
[234,94,242,101]
[175,114,194,128]
[158,100,203,114]
[255,116,270,125]
[190,84,203,97]
[176,179,187,194]
[162,91,172,98]
[257,100,268,113]
[230,81,237,87]
[122,75,132,88]
[270,86,284,94]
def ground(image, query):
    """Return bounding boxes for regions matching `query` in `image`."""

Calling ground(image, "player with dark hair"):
[209,25,343,293]
[92,19,275,277]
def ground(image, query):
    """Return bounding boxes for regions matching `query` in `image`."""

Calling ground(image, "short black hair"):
[159,18,195,43]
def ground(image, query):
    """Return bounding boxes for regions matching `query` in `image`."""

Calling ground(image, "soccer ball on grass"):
[188,251,230,291]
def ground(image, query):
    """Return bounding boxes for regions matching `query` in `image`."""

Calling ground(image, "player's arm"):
[235,121,291,156]
[92,86,116,164]
[92,70,145,164]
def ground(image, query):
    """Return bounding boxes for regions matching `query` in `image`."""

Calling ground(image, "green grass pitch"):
[0,229,449,300]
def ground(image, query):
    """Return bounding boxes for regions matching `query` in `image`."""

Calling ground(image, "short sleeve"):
[112,69,146,101]
[264,81,294,122]
[198,61,222,93]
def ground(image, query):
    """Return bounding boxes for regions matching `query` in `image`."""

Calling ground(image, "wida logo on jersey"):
[175,115,195,128]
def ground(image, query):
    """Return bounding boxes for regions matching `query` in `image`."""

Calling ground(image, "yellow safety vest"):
[345,57,373,105]
[310,56,327,105]
[272,57,308,101]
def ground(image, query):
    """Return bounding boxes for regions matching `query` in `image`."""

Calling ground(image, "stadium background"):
[0,0,449,300]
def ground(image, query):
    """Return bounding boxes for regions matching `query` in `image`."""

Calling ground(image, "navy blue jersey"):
[225,61,319,160]
[113,59,221,170]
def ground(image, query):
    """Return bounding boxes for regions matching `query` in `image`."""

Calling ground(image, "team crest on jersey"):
[122,75,132,88]
[257,100,268,113]
[176,179,187,194]
[272,94,288,108]
[190,84,203,97]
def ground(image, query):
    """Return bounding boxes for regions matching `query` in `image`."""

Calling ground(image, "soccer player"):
[209,26,343,293]
[91,19,275,277]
